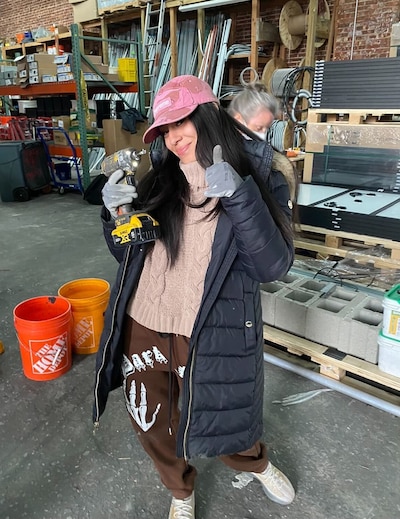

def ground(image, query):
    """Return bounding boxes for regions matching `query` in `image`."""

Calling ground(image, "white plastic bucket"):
[378,331,400,377]
[382,284,400,340]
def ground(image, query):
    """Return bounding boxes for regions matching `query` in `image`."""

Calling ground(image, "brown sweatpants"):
[122,316,268,499]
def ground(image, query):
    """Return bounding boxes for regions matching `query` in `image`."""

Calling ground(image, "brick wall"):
[2,0,73,40]
[334,0,400,60]
[1,0,400,60]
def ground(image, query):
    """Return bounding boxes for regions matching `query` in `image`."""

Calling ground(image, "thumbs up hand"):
[204,145,243,198]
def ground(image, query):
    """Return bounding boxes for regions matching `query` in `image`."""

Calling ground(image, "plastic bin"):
[0,141,51,202]
[382,284,400,341]
[117,58,137,82]
[378,331,400,377]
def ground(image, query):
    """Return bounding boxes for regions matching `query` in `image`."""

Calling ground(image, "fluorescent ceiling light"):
[179,0,250,13]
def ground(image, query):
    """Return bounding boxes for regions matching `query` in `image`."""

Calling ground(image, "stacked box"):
[15,54,57,85]
[0,67,17,86]
[52,116,71,146]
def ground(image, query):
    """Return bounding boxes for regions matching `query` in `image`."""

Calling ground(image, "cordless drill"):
[101,148,161,246]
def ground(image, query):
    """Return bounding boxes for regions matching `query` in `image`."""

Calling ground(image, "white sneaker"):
[251,462,295,505]
[168,492,195,519]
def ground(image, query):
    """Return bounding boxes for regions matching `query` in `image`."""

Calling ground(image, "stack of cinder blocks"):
[261,273,383,364]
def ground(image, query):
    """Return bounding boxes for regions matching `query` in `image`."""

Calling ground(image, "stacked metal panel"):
[311,146,400,192]
[297,184,400,241]
[312,58,400,109]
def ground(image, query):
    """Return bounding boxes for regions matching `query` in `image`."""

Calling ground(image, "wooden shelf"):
[35,31,72,43]
[228,54,268,63]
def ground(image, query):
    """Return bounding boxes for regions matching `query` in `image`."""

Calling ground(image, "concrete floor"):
[1,190,400,519]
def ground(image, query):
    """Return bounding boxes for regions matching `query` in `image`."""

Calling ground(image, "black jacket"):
[93,140,294,459]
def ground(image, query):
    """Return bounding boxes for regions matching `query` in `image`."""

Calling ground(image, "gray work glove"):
[101,169,138,218]
[204,145,243,198]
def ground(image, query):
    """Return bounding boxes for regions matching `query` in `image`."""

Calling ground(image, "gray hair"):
[228,82,280,122]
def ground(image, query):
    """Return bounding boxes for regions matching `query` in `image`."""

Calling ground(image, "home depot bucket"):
[382,283,400,341]
[13,296,72,381]
[58,278,110,354]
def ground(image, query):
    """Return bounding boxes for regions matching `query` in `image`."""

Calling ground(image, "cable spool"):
[261,57,288,92]
[262,59,303,97]
[266,120,294,152]
[279,0,330,50]
[270,68,298,97]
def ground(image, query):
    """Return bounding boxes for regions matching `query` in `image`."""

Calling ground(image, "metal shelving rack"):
[69,23,144,189]
[0,24,144,191]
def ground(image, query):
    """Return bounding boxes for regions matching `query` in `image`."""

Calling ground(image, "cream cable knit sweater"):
[127,161,218,338]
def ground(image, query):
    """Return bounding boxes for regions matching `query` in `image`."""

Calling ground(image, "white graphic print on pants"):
[123,378,161,432]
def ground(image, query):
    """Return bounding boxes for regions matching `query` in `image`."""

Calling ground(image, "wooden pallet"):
[307,108,400,124]
[97,0,140,15]
[294,224,400,268]
[263,325,400,406]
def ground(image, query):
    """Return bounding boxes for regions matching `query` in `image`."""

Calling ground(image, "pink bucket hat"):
[143,75,219,143]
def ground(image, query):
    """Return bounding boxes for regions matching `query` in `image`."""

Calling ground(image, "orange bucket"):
[13,296,72,381]
[58,278,110,354]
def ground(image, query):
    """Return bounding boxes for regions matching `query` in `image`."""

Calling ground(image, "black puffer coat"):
[93,140,294,459]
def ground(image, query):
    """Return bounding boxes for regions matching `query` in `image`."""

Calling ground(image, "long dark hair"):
[137,103,293,264]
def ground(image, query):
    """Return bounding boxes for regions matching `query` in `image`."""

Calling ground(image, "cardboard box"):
[57,64,72,74]
[52,115,71,131]
[81,61,109,74]
[102,119,151,178]
[53,131,70,146]
[57,73,74,82]
[30,66,58,79]
[26,54,55,64]
[68,129,99,146]
[42,75,58,83]
[71,0,98,23]
[70,110,97,129]
[103,73,119,82]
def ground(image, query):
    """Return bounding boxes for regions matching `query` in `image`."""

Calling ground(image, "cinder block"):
[305,297,351,349]
[260,272,308,327]
[347,297,384,363]
[329,286,367,306]
[275,288,321,336]
[295,278,331,294]
[260,282,286,326]
[278,272,302,286]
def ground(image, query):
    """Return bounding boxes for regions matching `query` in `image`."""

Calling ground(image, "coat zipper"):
[93,246,133,432]
[182,341,196,460]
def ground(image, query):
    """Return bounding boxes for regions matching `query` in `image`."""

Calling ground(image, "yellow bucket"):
[58,278,110,354]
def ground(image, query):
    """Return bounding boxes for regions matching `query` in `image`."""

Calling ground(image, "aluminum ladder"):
[142,0,166,118]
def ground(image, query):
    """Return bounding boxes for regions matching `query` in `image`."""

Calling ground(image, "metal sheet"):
[297,184,348,206]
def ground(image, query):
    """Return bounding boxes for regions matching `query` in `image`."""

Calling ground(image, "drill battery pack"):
[111,212,161,246]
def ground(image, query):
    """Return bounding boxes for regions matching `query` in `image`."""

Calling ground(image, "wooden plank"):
[97,0,140,15]
[308,108,400,124]
[325,234,342,248]
[302,153,313,183]
[294,231,400,270]
[263,325,400,392]
[298,224,400,250]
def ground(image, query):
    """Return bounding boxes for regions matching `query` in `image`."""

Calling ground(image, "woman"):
[227,80,280,141]
[94,75,295,519]
[228,81,297,203]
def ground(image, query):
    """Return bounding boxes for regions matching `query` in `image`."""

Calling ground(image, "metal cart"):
[35,126,84,194]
